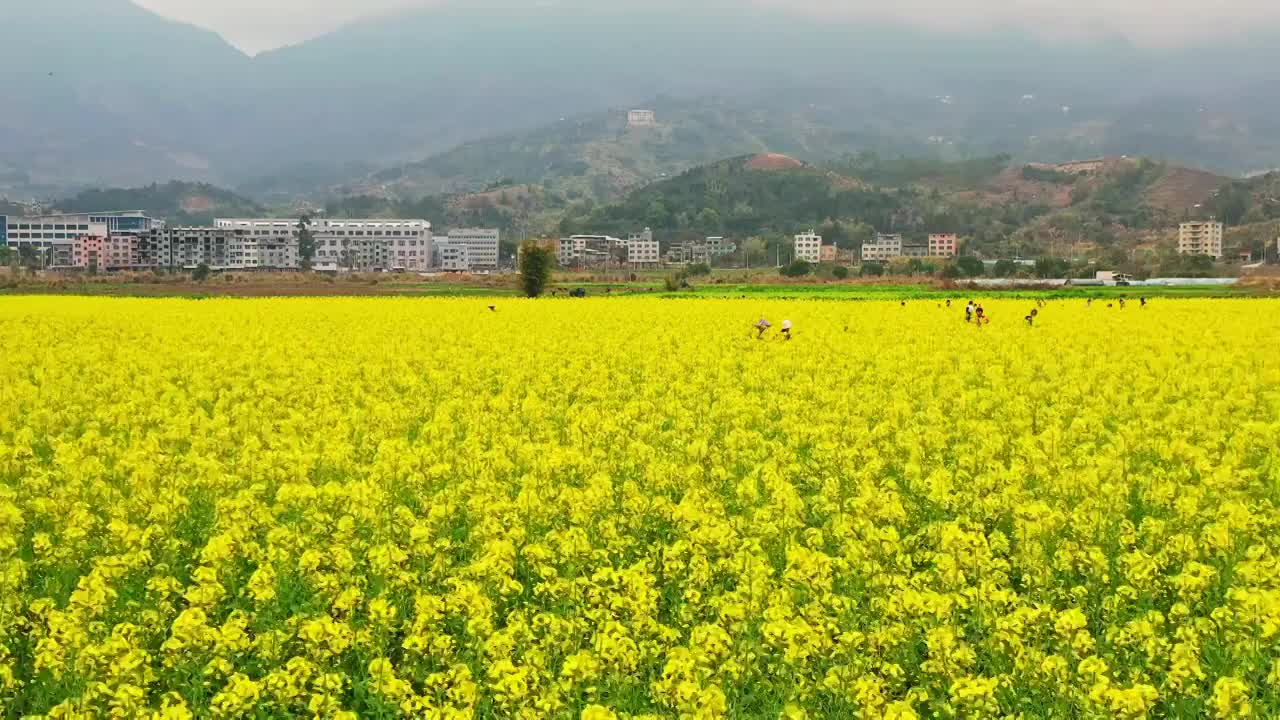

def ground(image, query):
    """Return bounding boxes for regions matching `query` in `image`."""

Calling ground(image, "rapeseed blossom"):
[1,295,1278,718]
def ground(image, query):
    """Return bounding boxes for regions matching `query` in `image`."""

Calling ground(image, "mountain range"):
[3,0,1280,200]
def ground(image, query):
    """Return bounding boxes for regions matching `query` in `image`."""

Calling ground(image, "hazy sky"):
[135,0,1280,55]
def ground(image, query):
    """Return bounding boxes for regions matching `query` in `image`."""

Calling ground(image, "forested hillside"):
[557,154,1230,259]
[58,182,264,226]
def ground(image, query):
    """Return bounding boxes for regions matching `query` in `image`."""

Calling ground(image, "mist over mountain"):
[2,0,1278,199]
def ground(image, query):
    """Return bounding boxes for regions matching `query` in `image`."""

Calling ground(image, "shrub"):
[956,255,985,277]
[780,260,811,278]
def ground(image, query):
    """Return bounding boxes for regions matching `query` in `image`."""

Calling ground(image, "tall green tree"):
[297,215,316,271]
[17,245,37,273]
[955,255,985,277]
[518,242,554,298]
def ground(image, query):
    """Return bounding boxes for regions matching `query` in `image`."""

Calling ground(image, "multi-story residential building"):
[688,244,710,264]
[625,228,660,267]
[70,236,106,270]
[228,235,300,270]
[6,211,160,267]
[664,243,690,264]
[560,235,622,268]
[861,234,903,262]
[628,110,656,128]
[134,230,170,268]
[820,244,837,263]
[435,241,470,272]
[627,228,653,244]
[794,231,822,263]
[216,218,432,272]
[71,235,141,270]
[901,242,930,258]
[664,236,738,265]
[558,238,582,267]
[352,238,393,271]
[928,233,959,257]
[704,236,736,257]
[94,227,230,270]
[49,241,75,268]
[447,228,500,270]
[627,241,660,267]
[1178,221,1224,258]
[167,227,231,269]
[216,219,298,270]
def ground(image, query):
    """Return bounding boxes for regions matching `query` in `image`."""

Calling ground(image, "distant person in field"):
[975,305,988,325]
[781,320,792,340]
[754,318,772,339]
[946,299,952,308]
[1140,297,1148,307]
[1025,308,1038,326]
[965,301,975,323]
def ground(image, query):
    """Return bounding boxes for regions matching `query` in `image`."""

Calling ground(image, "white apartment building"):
[704,236,736,257]
[1178,221,1224,258]
[794,230,822,263]
[215,218,432,271]
[928,233,959,257]
[625,228,660,267]
[228,236,299,270]
[435,241,470,272]
[627,228,653,245]
[628,109,656,127]
[861,234,903,262]
[627,240,660,266]
[213,219,300,270]
[558,237,583,266]
[446,228,500,270]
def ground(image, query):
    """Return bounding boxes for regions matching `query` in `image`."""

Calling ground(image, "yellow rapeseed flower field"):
[1,295,1279,719]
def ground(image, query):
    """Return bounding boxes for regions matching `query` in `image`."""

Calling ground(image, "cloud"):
[137,0,1280,54]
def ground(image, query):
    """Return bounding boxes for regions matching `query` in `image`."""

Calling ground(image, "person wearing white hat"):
[781,319,792,340]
